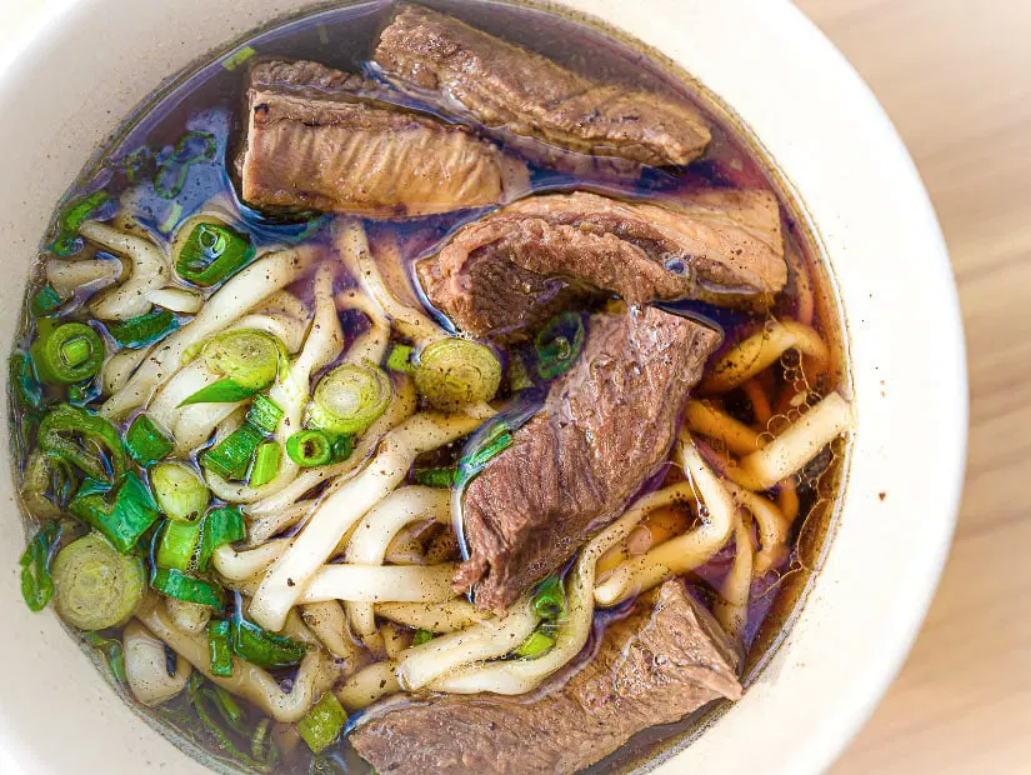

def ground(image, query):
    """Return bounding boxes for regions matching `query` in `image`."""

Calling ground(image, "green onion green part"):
[179,377,261,406]
[413,467,455,489]
[197,507,246,572]
[515,628,556,659]
[106,309,180,349]
[414,338,502,411]
[19,522,63,612]
[456,420,513,488]
[532,575,566,621]
[249,442,281,487]
[9,352,44,412]
[200,424,264,480]
[507,352,534,392]
[125,414,174,467]
[150,462,210,521]
[156,519,203,571]
[31,321,105,384]
[50,190,110,256]
[200,329,283,392]
[231,612,308,669]
[81,631,127,683]
[309,363,392,435]
[151,568,226,612]
[385,344,416,373]
[38,404,127,484]
[207,620,234,678]
[411,629,435,647]
[175,221,255,287]
[31,284,63,317]
[535,311,585,380]
[69,472,161,553]
[52,532,146,630]
[285,430,333,468]
[246,394,284,434]
[297,691,347,754]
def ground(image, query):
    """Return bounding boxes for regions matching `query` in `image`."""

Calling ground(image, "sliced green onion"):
[69,473,161,553]
[414,338,502,411]
[188,679,276,771]
[156,519,203,571]
[532,576,566,621]
[207,620,233,678]
[151,463,210,521]
[155,132,217,200]
[50,190,110,256]
[309,363,392,435]
[53,532,146,630]
[123,146,156,184]
[125,414,174,467]
[507,352,534,392]
[21,450,75,520]
[38,404,126,484]
[246,394,284,434]
[413,467,455,488]
[249,442,281,487]
[515,628,556,659]
[385,344,416,373]
[200,329,283,392]
[19,522,64,612]
[456,419,512,488]
[411,629,435,647]
[151,568,226,612]
[179,377,261,406]
[200,424,264,480]
[535,312,585,380]
[231,612,307,669]
[31,284,63,317]
[285,430,333,467]
[9,352,44,412]
[297,691,347,754]
[174,219,255,287]
[197,507,246,572]
[106,309,180,349]
[81,631,127,683]
[31,321,105,384]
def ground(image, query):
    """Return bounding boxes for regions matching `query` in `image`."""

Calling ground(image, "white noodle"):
[344,486,451,641]
[249,411,485,631]
[375,600,486,634]
[336,661,399,712]
[300,601,365,664]
[101,245,321,419]
[81,221,169,320]
[147,287,203,314]
[397,597,538,691]
[46,256,122,299]
[124,620,191,707]
[299,564,458,604]
[212,539,290,582]
[102,346,152,395]
[593,439,737,608]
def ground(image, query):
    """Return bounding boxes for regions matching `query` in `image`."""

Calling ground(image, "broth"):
[8,2,849,773]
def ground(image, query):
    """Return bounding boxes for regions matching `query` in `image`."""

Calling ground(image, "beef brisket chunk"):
[373,4,711,176]
[350,579,742,775]
[455,306,720,613]
[238,59,527,218]
[418,189,786,339]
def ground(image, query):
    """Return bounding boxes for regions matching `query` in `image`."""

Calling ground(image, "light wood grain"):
[792,0,1031,772]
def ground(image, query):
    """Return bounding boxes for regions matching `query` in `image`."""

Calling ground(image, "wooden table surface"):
[792,1,1031,772]
[0,0,1025,772]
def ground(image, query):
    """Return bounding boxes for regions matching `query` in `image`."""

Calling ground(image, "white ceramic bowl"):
[0,1,966,773]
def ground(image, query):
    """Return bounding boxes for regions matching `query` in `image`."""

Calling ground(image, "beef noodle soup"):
[7,2,853,773]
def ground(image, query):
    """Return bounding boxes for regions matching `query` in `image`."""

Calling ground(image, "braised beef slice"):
[350,579,743,775]
[455,306,720,613]
[373,4,711,176]
[237,59,527,218]
[418,189,786,339]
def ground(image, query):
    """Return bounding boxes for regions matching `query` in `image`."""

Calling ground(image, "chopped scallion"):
[125,414,173,467]
[197,507,246,572]
[30,284,63,317]
[515,628,555,659]
[532,576,566,621]
[31,321,105,384]
[106,309,180,349]
[246,394,284,434]
[156,519,203,571]
[413,467,455,488]
[151,463,210,522]
[249,442,281,487]
[50,190,110,256]
[308,363,392,435]
[175,220,255,287]
[414,338,502,411]
[69,472,160,553]
[385,344,416,373]
[535,312,585,380]
[151,568,226,612]
[19,522,63,612]
[52,532,146,629]
[81,631,127,683]
[231,611,307,669]
[37,404,126,484]
[200,424,264,480]
[207,620,233,678]
[411,629,435,647]
[285,430,333,467]
[297,691,347,754]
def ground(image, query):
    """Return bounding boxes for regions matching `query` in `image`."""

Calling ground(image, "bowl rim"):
[0,1,966,774]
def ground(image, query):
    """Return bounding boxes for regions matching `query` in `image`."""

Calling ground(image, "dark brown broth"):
[11,2,848,773]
